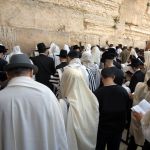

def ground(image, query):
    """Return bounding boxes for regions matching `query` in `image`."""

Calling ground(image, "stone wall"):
[0,0,150,53]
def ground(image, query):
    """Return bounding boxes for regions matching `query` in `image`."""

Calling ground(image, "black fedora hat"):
[73,45,80,50]
[0,45,8,53]
[68,50,79,58]
[4,54,38,72]
[57,50,67,58]
[101,51,115,63]
[37,43,49,53]
[107,48,118,57]
[128,58,143,68]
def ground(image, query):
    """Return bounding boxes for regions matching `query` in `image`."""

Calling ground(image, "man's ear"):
[45,50,49,56]
[112,75,115,80]
[6,72,12,80]
[30,70,34,77]
[6,72,9,78]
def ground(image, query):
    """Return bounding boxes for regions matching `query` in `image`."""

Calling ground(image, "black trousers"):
[127,136,138,150]
[142,140,150,150]
[96,132,122,150]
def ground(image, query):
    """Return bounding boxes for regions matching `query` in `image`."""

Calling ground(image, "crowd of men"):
[0,41,150,150]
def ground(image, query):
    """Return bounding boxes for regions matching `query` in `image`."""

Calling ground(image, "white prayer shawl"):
[64,44,70,54]
[0,76,68,150]
[6,45,23,62]
[141,111,150,142]
[49,43,60,67]
[133,70,150,105]
[144,51,150,71]
[60,68,99,150]
[130,70,150,145]
[91,46,101,67]
[66,58,89,86]
[145,69,150,82]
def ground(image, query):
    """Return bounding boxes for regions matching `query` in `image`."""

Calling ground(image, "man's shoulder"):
[112,66,123,73]
[102,85,126,92]
[94,87,104,95]
[114,85,129,94]
[30,79,53,92]
[31,55,54,63]
[0,79,53,97]
[135,70,144,75]
[133,70,145,78]
[56,62,67,69]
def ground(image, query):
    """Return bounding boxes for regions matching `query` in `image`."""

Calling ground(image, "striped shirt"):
[86,68,97,92]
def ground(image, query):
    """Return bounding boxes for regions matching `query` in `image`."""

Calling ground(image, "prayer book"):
[131,99,150,114]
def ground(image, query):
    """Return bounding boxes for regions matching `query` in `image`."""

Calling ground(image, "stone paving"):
[105,129,143,150]
[119,129,142,150]
[119,142,142,150]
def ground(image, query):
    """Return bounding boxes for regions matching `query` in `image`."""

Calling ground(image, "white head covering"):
[67,58,89,86]
[49,43,60,67]
[12,46,22,54]
[6,45,23,62]
[49,43,60,55]
[144,51,150,71]
[85,44,91,52]
[81,51,93,67]
[64,44,70,54]
[60,68,99,150]
[130,48,138,58]
[91,46,101,66]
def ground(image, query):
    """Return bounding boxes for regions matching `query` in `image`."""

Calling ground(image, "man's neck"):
[103,79,116,86]
[0,54,4,59]
[134,68,140,72]
[105,64,114,68]
[60,59,67,63]
[39,53,47,56]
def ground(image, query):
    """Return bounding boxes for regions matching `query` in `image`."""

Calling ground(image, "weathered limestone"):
[0,0,150,53]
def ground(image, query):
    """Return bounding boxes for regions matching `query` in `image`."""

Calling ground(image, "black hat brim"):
[128,63,140,68]
[34,47,50,52]
[4,63,38,73]
[56,54,67,57]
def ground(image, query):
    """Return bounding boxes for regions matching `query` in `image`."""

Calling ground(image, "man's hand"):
[133,112,143,121]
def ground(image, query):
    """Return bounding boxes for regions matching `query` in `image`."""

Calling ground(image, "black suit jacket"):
[31,54,55,89]
[129,70,145,93]
[0,58,7,82]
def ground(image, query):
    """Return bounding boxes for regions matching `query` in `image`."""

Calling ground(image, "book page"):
[131,99,150,114]
[138,99,150,113]
[131,105,145,114]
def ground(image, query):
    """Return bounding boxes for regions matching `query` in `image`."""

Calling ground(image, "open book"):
[131,99,150,114]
